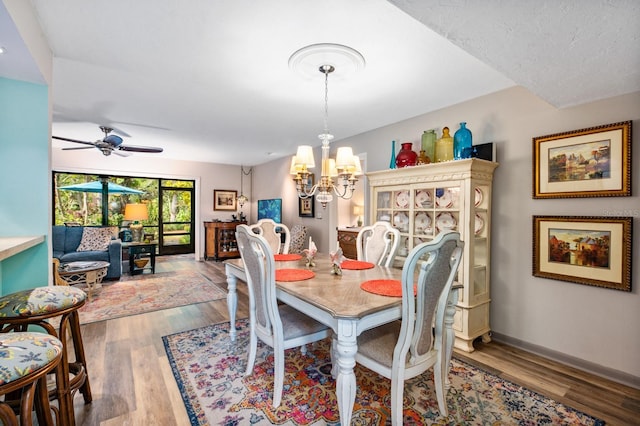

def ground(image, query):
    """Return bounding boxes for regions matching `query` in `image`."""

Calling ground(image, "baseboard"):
[491,332,640,390]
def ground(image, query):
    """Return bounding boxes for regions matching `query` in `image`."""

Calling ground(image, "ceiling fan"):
[53,126,163,157]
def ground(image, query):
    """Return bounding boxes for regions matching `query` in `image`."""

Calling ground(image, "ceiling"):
[2,0,638,165]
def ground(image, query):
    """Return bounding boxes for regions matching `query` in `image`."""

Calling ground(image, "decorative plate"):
[436,212,457,232]
[415,190,432,208]
[393,212,409,232]
[475,213,484,235]
[395,191,409,208]
[475,187,483,207]
[436,189,453,208]
[414,212,431,234]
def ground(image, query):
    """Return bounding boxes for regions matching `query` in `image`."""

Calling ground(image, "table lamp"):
[353,205,364,227]
[124,203,148,242]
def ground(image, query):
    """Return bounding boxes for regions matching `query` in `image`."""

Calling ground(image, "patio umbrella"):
[59,177,144,225]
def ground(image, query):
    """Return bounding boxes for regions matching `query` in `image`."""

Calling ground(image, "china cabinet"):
[204,221,246,261]
[367,158,498,352]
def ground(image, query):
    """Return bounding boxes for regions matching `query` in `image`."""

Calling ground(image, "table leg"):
[335,319,358,425]
[85,270,97,302]
[225,267,238,341]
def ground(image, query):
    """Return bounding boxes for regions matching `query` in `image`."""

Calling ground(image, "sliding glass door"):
[158,180,194,255]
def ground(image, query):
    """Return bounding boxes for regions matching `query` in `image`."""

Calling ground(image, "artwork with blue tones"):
[257,199,282,223]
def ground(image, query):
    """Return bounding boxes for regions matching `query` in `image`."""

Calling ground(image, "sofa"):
[52,226,122,279]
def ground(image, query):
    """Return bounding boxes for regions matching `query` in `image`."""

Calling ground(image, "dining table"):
[223,254,459,425]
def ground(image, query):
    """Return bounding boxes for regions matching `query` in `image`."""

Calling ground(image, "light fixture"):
[124,203,148,242]
[289,48,364,208]
[353,205,364,227]
[237,166,251,208]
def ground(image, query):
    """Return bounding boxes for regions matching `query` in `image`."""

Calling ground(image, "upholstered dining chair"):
[250,218,291,254]
[355,230,464,424]
[235,224,331,408]
[288,225,308,255]
[356,221,401,267]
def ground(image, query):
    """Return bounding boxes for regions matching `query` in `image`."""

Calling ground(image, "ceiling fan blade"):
[62,146,95,151]
[118,145,163,153]
[52,135,95,146]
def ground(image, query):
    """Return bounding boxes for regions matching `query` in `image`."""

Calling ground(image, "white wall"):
[253,86,640,384]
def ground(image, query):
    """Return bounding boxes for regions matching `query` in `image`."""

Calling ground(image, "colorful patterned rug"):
[75,271,227,324]
[163,319,604,426]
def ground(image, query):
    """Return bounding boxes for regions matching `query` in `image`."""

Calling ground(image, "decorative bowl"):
[134,258,149,269]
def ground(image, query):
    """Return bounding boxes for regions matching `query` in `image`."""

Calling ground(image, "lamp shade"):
[123,203,148,221]
[335,147,354,168]
[295,145,316,168]
[353,205,364,215]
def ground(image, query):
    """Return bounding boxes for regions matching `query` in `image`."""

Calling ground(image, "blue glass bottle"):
[389,140,397,169]
[453,122,473,160]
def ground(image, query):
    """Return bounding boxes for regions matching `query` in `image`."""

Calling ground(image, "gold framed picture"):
[532,215,632,291]
[532,121,631,198]
[213,190,237,211]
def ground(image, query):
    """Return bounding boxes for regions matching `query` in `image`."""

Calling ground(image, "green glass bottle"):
[421,129,436,163]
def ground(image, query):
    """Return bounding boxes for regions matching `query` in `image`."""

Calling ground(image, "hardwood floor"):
[70,255,640,425]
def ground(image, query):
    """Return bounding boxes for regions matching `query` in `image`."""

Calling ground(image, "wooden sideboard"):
[204,221,246,261]
[337,227,360,260]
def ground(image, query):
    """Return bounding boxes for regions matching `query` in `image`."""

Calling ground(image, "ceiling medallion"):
[288,43,366,80]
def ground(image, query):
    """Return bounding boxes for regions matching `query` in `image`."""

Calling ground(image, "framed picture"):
[532,216,632,291]
[257,198,282,223]
[213,190,237,211]
[299,196,315,217]
[532,121,631,198]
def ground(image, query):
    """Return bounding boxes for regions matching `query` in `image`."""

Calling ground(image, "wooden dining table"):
[223,254,458,425]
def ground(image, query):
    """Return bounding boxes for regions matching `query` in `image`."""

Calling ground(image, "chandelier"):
[237,166,251,208]
[290,63,362,208]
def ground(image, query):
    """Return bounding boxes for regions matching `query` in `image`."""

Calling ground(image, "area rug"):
[163,319,604,426]
[76,271,227,324]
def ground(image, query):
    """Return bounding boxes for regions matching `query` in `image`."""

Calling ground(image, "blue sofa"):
[52,226,122,279]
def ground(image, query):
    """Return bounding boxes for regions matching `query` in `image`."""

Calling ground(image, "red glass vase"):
[395,142,418,168]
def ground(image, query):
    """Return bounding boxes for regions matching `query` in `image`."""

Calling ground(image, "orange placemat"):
[360,279,416,297]
[341,260,375,270]
[274,254,302,261]
[275,269,315,282]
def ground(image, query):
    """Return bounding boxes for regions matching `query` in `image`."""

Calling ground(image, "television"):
[257,198,282,223]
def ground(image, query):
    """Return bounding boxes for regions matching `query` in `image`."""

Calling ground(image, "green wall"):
[0,77,50,294]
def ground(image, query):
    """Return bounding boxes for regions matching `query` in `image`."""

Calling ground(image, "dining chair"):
[356,221,400,267]
[250,218,291,254]
[235,224,331,407]
[288,224,308,254]
[355,230,464,424]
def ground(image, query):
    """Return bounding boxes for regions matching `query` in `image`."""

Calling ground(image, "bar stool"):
[0,286,91,426]
[0,332,63,425]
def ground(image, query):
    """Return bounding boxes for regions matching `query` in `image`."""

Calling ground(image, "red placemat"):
[275,269,315,282]
[360,279,416,297]
[274,253,302,261]
[341,260,375,270]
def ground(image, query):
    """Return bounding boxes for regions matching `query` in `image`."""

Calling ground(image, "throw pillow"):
[76,227,116,252]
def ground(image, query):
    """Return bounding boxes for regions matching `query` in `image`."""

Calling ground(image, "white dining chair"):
[235,224,331,408]
[356,221,400,267]
[355,230,464,424]
[250,218,291,254]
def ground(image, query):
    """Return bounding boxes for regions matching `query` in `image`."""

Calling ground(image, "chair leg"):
[330,337,338,379]
[0,402,17,426]
[433,358,448,417]
[272,342,285,408]
[390,376,405,426]
[244,330,257,376]
[34,375,55,426]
